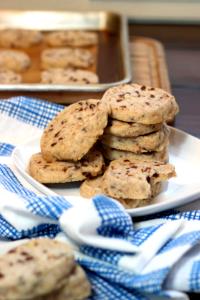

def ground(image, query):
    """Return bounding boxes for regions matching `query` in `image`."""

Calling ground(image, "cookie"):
[39,265,91,300]
[0,50,31,72]
[45,30,98,47]
[105,119,162,137]
[117,184,161,209]
[0,29,43,48]
[80,176,161,209]
[80,176,103,198]
[0,238,75,300]
[41,48,95,70]
[0,70,22,84]
[29,150,104,183]
[41,99,108,162]
[101,83,179,124]
[102,158,176,201]
[101,125,169,153]
[41,68,99,84]
[102,145,168,163]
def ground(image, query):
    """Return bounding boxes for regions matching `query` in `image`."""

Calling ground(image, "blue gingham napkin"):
[0,97,200,300]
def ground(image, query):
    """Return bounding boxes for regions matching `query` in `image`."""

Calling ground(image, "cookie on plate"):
[0,49,31,72]
[0,70,22,84]
[39,265,91,300]
[105,119,162,137]
[0,29,43,48]
[101,83,179,124]
[41,99,108,162]
[80,176,103,198]
[102,144,168,163]
[101,158,176,202]
[45,30,98,47]
[101,124,169,153]
[41,48,95,70]
[0,238,75,300]
[29,150,104,183]
[41,68,99,84]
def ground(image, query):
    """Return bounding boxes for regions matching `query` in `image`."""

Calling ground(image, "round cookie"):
[102,158,176,201]
[41,48,95,70]
[101,125,169,153]
[0,238,75,300]
[0,70,22,84]
[41,68,99,84]
[0,50,31,72]
[102,145,169,163]
[45,30,98,47]
[29,150,104,183]
[41,99,108,162]
[0,29,43,48]
[80,176,103,198]
[41,265,91,300]
[101,83,179,124]
[105,119,162,137]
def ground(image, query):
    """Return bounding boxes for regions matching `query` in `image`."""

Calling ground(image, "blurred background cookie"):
[0,49,31,72]
[0,29,43,48]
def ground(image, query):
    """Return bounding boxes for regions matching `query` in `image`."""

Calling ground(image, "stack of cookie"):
[100,83,179,163]
[0,238,91,300]
[29,99,108,185]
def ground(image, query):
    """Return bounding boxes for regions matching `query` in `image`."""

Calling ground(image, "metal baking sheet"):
[0,10,131,102]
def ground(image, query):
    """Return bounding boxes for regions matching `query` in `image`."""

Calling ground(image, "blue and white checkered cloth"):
[0,97,200,300]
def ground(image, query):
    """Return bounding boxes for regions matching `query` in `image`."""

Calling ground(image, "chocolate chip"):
[146,176,151,183]
[150,94,155,98]
[116,99,123,102]
[51,142,57,147]
[0,273,4,278]
[141,85,146,90]
[145,101,150,105]
[54,131,60,138]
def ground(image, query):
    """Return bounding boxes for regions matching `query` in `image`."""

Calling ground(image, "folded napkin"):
[0,97,200,300]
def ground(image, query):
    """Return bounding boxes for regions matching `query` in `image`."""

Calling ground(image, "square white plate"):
[12,127,200,216]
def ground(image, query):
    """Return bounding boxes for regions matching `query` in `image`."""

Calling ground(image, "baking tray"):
[0,10,131,103]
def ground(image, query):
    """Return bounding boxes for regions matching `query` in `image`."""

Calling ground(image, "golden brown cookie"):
[0,50,31,72]
[101,83,179,124]
[41,68,99,84]
[0,239,75,300]
[0,29,43,48]
[41,48,95,70]
[45,30,98,47]
[41,99,108,162]
[102,158,176,202]
[101,125,169,153]
[29,150,104,184]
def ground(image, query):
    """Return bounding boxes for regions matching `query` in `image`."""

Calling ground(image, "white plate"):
[12,127,200,216]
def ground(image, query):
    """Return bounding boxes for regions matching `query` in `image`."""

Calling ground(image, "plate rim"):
[12,127,200,217]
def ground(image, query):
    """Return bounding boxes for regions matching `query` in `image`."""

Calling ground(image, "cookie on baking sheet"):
[0,70,22,84]
[41,99,108,162]
[101,83,179,124]
[0,50,31,72]
[41,48,95,70]
[41,68,99,84]
[105,119,162,137]
[40,265,91,300]
[0,238,75,300]
[101,158,176,201]
[0,29,43,48]
[101,124,169,153]
[80,176,103,198]
[29,150,104,183]
[102,144,168,163]
[45,30,98,47]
